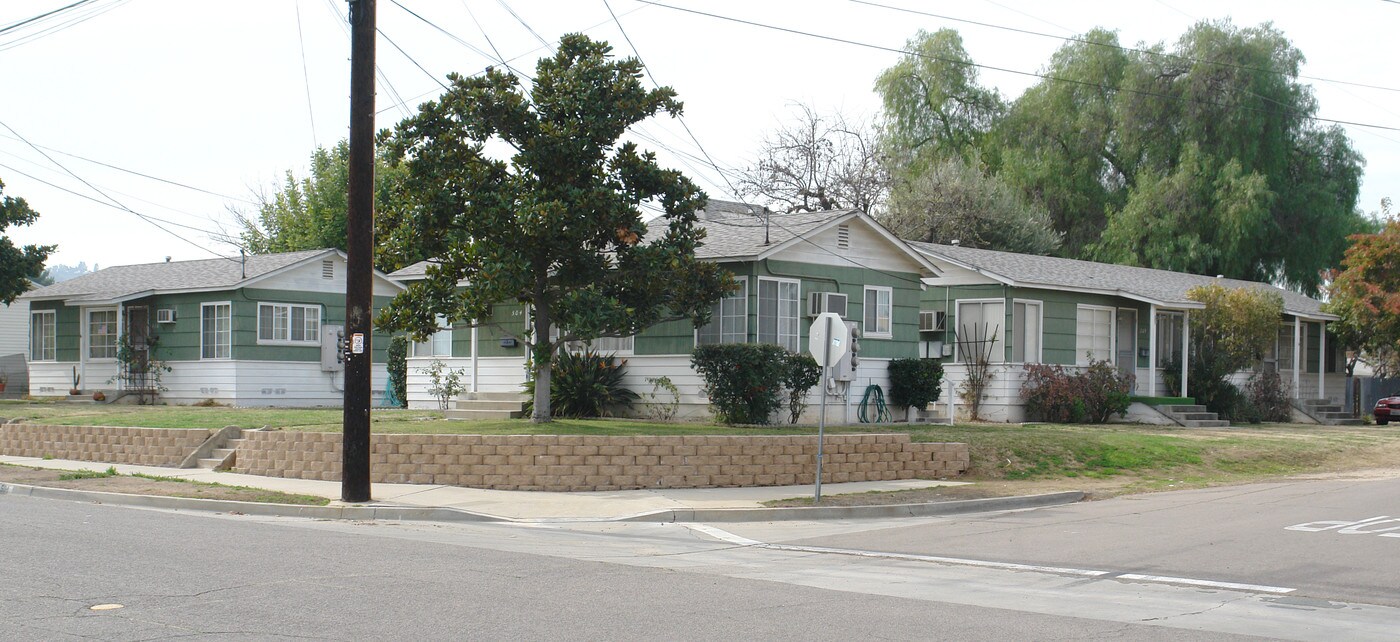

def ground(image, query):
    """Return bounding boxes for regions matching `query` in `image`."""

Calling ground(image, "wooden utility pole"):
[342,0,376,503]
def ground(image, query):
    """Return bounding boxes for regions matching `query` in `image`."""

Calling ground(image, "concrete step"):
[1181,420,1231,428]
[1162,405,1207,413]
[461,392,529,402]
[1330,418,1365,426]
[445,408,525,420]
[453,400,527,412]
[196,457,227,469]
[1177,412,1218,421]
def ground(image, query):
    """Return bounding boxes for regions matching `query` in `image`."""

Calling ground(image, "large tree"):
[1325,201,1400,378]
[988,20,1367,293]
[376,34,731,422]
[234,140,406,269]
[0,178,54,304]
[875,28,1004,168]
[736,104,888,215]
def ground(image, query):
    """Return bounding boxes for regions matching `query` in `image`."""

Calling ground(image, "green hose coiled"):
[858,383,892,423]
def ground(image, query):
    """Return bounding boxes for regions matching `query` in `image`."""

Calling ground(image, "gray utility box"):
[320,325,345,372]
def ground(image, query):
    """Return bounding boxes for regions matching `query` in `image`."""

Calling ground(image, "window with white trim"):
[863,286,893,338]
[697,277,747,345]
[1076,305,1114,365]
[1011,300,1042,363]
[201,303,231,360]
[412,315,453,357]
[258,303,321,344]
[757,277,800,352]
[956,300,1005,363]
[30,310,55,362]
[87,308,118,359]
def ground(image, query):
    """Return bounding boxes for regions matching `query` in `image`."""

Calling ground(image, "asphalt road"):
[763,474,1400,608]
[1,494,1241,641]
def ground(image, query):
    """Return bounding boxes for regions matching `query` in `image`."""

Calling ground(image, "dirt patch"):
[0,465,329,506]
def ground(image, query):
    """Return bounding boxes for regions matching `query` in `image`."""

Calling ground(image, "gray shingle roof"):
[22,249,336,303]
[909,242,1331,319]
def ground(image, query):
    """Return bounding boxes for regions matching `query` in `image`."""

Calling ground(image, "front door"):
[1116,309,1136,378]
[124,307,150,390]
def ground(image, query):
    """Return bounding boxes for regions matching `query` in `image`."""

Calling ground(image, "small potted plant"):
[92,390,106,402]
[69,366,81,396]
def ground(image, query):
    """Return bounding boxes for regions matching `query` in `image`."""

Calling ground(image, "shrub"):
[691,344,791,424]
[523,349,638,418]
[783,353,821,424]
[419,359,465,410]
[1021,359,1134,423]
[1244,370,1291,422]
[386,335,409,408]
[643,375,680,422]
[887,358,944,409]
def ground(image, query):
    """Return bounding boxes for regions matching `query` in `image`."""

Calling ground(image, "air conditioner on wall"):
[155,309,176,323]
[918,310,945,332]
[807,291,848,318]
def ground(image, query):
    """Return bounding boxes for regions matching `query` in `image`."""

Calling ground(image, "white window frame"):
[86,307,119,361]
[1075,304,1116,366]
[201,302,232,360]
[697,277,748,346]
[955,298,1006,363]
[549,324,635,356]
[257,302,321,345]
[1011,299,1043,363]
[757,276,801,352]
[412,315,453,357]
[863,286,893,339]
[30,310,55,362]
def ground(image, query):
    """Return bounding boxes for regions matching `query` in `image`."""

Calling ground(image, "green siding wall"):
[475,302,528,358]
[28,300,80,362]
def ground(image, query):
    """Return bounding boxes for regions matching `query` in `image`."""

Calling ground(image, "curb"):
[1,481,1083,524]
[617,491,1085,522]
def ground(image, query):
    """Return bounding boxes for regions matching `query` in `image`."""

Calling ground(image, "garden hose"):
[858,383,892,423]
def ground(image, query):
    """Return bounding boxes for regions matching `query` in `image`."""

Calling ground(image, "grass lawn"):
[3,400,1397,496]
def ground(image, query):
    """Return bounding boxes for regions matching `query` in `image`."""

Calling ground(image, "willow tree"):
[375,34,731,422]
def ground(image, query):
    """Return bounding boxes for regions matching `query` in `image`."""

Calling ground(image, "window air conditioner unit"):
[918,310,945,332]
[807,292,848,318]
[155,309,177,324]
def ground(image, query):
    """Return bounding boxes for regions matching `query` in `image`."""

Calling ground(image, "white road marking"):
[685,524,1296,595]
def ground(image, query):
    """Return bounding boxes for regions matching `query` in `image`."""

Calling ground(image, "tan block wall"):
[0,424,211,467]
[235,432,970,492]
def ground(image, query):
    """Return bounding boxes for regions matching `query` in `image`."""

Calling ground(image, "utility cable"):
[294,0,319,148]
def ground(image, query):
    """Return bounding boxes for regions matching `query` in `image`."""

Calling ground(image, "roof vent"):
[837,224,850,249]
[322,260,335,280]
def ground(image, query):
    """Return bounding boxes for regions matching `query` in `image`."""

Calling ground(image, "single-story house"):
[390,200,942,421]
[19,249,403,406]
[908,242,1342,422]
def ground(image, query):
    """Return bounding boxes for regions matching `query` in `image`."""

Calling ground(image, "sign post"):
[808,312,848,504]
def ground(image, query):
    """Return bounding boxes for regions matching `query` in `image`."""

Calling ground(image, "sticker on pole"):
[351,333,365,354]
[808,312,849,367]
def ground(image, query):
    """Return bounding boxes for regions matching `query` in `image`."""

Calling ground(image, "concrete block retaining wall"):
[235,432,970,492]
[0,424,211,467]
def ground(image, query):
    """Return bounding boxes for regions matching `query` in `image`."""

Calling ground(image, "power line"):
[388,0,497,64]
[851,0,1400,96]
[0,0,93,34]
[0,119,232,258]
[0,0,128,52]
[460,0,524,78]
[378,26,450,90]
[635,0,1400,134]
[294,0,319,148]
[496,0,554,55]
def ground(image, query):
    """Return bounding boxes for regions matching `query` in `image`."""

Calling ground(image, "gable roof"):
[909,242,1334,321]
[22,249,400,305]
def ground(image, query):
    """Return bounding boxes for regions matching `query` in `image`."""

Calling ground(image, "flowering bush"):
[1021,359,1134,423]
[692,344,792,425]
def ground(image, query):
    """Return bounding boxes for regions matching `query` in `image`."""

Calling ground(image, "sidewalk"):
[0,454,1081,522]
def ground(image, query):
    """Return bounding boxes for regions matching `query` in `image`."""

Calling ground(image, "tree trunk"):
[530,286,553,423]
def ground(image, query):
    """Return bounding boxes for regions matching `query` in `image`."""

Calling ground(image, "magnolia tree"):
[375,34,731,422]
[0,177,53,304]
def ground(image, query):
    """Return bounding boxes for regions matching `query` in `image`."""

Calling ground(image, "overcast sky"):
[2,0,1396,272]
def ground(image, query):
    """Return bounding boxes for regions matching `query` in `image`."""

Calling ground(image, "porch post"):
[1181,310,1190,399]
[1293,316,1302,398]
[115,303,124,393]
[1318,320,1326,399]
[470,323,479,394]
[78,305,87,394]
[1148,305,1157,396]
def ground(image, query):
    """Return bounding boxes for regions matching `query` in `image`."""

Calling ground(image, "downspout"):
[1181,309,1190,400]
[1148,305,1157,396]
[470,322,479,394]
[1318,320,1325,400]
[1293,316,1302,399]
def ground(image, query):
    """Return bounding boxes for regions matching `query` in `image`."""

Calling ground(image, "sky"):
[2,0,1396,272]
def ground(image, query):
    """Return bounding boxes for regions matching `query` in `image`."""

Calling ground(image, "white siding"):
[28,362,77,396]
[773,221,929,275]
[404,356,528,409]
[253,254,403,297]
[0,300,29,357]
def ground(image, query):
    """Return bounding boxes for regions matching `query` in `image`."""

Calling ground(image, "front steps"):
[1294,398,1364,426]
[1158,404,1231,428]
[445,392,528,420]
[182,427,244,470]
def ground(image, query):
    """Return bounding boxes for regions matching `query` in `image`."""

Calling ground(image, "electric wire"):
[496,0,554,55]
[460,0,524,78]
[0,0,93,34]
[294,0,319,148]
[0,0,128,52]
[378,26,450,90]
[634,0,1400,133]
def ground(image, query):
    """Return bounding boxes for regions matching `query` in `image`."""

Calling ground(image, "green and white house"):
[390,201,943,420]
[908,242,1343,422]
[20,249,403,406]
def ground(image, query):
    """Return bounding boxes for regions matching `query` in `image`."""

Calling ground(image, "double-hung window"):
[258,303,321,344]
[201,303,231,360]
[956,300,1005,363]
[30,310,55,361]
[1011,300,1042,363]
[863,286,893,338]
[1076,305,1114,365]
[697,277,747,345]
[88,309,118,359]
[757,277,800,352]
[412,315,453,357]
